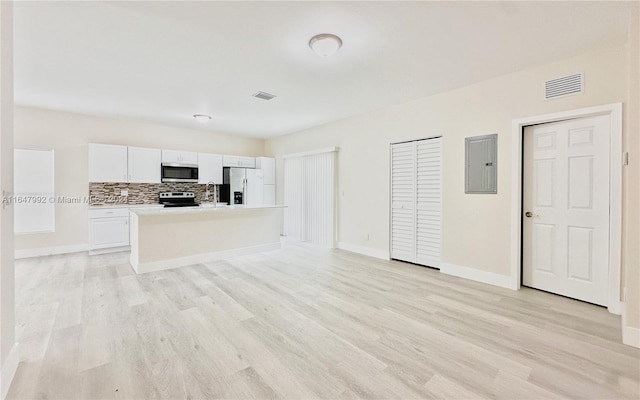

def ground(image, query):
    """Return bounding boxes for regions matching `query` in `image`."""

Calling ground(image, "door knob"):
[525,211,534,218]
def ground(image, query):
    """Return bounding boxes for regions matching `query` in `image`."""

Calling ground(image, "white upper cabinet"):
[161,150,181,164]
[89,144,270,185]
[223,155,255,168]
[198,153,223,184]
[256,157,275,185]
[180,151,198,165]
[162,150,198,165]
[128,147,161,183]
[89,144,160,183]
[239,156,255,168]
[89,144,128,183]
[222,155,239,167]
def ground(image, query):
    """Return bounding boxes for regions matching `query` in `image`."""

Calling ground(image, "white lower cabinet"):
[88,208,130,250]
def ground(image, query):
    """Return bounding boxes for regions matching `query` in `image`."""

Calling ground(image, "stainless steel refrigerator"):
[221,167,264,205]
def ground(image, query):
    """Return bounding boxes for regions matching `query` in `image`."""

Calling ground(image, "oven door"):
[161,163,199,183]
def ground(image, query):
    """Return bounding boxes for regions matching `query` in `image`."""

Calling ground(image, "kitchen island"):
[129,205,285,274]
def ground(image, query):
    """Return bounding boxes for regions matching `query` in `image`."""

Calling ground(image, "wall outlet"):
[120,189,128,197]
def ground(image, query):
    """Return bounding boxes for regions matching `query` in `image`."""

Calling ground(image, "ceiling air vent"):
[253,91,277,101]
[545,73,583,99]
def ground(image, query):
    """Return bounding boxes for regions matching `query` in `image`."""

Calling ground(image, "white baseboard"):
[14,244,88,259]
[337,242,390,260]
[623,325,640,348]
[621,302,640,348]
[1,343,19,400]
[88,246,130,256]
[608,300,622,316]
[440,262,514,290]
[132,242,282,274]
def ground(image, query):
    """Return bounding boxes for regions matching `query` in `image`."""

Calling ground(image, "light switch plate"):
[120,190,128,197]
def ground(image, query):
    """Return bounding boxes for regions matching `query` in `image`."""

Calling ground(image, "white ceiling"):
[14,1,633,138]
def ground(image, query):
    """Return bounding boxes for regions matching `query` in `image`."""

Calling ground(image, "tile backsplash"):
[89,182,219,206]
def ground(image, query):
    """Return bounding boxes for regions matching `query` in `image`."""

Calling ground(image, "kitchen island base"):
[129,206,284,274]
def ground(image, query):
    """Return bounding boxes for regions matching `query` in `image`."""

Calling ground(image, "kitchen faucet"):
[204,181,218,207]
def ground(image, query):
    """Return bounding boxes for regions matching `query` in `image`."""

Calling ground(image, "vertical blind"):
[284,148,337,247]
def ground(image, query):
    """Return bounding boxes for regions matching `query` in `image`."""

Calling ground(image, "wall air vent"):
[545,73,583,99]
[253,91,277,101]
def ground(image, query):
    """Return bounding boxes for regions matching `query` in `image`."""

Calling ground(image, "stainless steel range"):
[158,192,199,208]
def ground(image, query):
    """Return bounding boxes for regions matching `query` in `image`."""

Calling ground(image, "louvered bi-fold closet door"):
[390,142,416,262]
[415,138,442,267]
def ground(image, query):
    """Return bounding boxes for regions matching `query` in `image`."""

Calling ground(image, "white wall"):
[13,107,265,253]
[622,4,640,338]
[265,42,639,330]
[0,2,18,397]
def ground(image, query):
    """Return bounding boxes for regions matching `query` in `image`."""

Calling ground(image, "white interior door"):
[415,138,442,268]
[390,142,416,263]
[523,115,610,306]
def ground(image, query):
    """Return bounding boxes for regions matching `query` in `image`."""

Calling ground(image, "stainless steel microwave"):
[161,163,198,183]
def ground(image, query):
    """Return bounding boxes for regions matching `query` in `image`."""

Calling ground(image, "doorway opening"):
[283,147,338,248]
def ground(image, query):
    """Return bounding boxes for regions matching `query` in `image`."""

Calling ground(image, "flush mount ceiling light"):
[309,33,342,58]
[253,91,277,101]
[193,114,212,123]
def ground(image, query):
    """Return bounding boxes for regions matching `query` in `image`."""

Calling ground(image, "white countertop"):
[130,204,286,216]
[89,204,165,210]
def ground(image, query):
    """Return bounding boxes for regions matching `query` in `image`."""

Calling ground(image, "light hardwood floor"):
[7,242,640,399]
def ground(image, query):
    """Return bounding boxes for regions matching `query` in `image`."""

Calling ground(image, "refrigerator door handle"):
[243,178,247,204]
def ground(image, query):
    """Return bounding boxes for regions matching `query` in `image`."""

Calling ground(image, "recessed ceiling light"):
[309,33,342,58]
[193,114,212,123]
